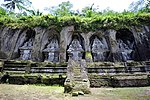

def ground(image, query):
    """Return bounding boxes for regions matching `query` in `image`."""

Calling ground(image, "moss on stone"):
[85,51,92,62]
[86,52,92,59]
[0,61,4,67]
[126,61,141,66]
[87,62,115,68]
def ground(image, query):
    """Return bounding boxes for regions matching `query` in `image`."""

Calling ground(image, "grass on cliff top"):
[0,11,150,32]
[0,84,150,100]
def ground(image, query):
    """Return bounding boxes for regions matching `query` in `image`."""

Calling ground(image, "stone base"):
[64,79,91,94]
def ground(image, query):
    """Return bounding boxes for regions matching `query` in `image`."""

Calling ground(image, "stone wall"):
[7,75,65,86]
[1,60,150,87]
[87,61,150,87]
[0,26,150,62]
[89,74,150,87]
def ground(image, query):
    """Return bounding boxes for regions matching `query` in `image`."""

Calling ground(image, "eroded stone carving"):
[91,37,108,61]
[64,59,91,94]
[67,38,84,61]
[117,39,134,61]
[19,38,33,60]
[43,36,59,62]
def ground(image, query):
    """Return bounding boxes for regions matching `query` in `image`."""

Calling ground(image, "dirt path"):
[0,84,150,100]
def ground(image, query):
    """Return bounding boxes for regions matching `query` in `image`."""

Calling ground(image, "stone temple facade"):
[0,25,150,62]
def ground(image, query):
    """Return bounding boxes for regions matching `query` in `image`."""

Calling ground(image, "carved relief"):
[91,36,109,61]
[67,36,84,61]
[43,35,59,62]
[19,38,33,60]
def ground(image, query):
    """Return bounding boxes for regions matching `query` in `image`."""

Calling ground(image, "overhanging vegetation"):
[0,12,150,32]
[0,0,150,32]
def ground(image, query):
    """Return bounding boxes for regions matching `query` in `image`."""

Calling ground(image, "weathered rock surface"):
[64,59,91,94]
[0,25,150,62]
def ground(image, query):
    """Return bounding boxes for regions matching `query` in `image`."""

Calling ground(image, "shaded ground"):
[0,84,150,100]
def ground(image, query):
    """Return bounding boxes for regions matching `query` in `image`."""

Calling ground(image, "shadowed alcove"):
[116,29,135,61]
[18,29,35,60]
[90,35,109,62]
[43,35,60,62]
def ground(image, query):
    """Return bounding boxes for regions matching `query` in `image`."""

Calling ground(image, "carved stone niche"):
[19,29,36,60]
[67,35,84,61]
[43,35,59,62]
[19,38,33,60]
[90,35,109,62]
[116,29,135,62]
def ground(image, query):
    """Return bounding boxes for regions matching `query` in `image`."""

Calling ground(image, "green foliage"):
[1,0,150,32]
[45,1,73,17]
[28,9,43,16]
[0,7,7,17]
[81,3,98,17]
[0,11,150,32]
[1,0,36,17]
[86,52,92,59]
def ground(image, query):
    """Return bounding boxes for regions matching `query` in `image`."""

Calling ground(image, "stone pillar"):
[31,27,46,61]
[81,32,94,62]
[64,59,91,94]
[106,29,120,62]
[130,26,150,61]
[0,27,21,60]
[60,26,74,62]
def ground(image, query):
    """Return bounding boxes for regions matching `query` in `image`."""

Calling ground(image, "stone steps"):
[30,67,67,73]
[4,71,26,74]
[2,60,150,75]
[89,73,150,87]
[88,65,150,74]
[3,67,25,71]
[73,68,81,76]
[2,60,68,74]
[3,61,28,73]
[73,75,82,81]
[144,61,150,65]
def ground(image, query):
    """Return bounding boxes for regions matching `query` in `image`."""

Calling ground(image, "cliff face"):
[131,26,150,60]
[0,25,150,62]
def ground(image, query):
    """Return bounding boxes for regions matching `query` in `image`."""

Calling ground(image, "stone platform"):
[0,60,150,88]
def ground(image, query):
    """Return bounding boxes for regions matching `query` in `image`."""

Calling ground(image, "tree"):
[0,7,7,16]
[81,4,99,17]
[45,1,73,16]
[2,0,32,12]
[2,0,41,16]
[128,0,150,12]
[101,7,117,16]
[28,9,43,16]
